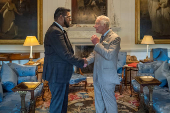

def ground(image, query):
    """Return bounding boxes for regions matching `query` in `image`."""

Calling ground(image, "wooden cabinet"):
[0,53,40,62]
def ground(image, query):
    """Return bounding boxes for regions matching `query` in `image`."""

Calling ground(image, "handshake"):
[82,58,88,67]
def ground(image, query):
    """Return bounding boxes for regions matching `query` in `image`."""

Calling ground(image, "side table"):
[12,82,41,113]
[122,65,138,97]
[135,76,161,113]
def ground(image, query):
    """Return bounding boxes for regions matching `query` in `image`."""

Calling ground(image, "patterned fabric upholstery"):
[0,63,43,113]
[69,73,86,85]
[150,48,170,62]
[117,52,127,74]
[132,61,170,113]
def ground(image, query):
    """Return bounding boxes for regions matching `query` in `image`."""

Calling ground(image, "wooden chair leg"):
[84,80,87,90]
[119,84,122,95]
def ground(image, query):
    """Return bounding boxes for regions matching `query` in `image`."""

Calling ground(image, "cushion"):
[151,61,163,71]
[155,61,170,87]
[69,73,86,85]
[1,62,17,92]
[156,51,170,62]
[8,63,37,77]
[128,63,138,68]
[138,64,154,74]
[18,76,38,84]
[0,82,3,102]
[152,49,161,59]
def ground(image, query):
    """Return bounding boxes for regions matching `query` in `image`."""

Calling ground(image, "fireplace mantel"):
[66,24,121,44]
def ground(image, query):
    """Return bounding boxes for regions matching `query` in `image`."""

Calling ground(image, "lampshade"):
[23,36,40,46]
[141,35,155,44]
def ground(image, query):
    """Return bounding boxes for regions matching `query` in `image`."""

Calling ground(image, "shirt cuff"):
[95,43,99,46]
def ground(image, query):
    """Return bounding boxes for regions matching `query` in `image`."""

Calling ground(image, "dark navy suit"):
[43,22,84,113]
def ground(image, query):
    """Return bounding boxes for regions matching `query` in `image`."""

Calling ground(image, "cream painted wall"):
[0,0,169,61]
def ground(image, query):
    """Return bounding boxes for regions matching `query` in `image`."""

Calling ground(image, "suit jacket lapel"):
[53,22,74,54]
[63,30,74,53]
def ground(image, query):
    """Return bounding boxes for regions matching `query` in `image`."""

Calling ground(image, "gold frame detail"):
[135,0,170,44]
[0,0,43,45]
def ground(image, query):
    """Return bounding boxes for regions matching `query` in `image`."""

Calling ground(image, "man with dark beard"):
[43,7,87,113]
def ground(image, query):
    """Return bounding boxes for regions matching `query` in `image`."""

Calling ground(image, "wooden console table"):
[0,53,40,62]
[12,82,41,113]
[135,76,161,113]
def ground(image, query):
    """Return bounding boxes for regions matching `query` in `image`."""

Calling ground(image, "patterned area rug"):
[35,83,139,113]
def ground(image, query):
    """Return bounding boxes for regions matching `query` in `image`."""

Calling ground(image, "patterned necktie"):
[100,35,104,43]
[63,30,67,37]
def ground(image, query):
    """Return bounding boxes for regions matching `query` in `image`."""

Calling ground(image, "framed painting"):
[0,0,43,44]
[135,0,170,44]
[71,0,107,24]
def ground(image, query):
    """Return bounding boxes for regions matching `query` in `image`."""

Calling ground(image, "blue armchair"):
[150,48,170,62]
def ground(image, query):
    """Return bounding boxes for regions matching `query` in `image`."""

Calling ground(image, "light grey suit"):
[87,29,121,113]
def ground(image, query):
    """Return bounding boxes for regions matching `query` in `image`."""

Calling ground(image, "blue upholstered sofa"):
[0,62,43,113]
[132,61,170,113]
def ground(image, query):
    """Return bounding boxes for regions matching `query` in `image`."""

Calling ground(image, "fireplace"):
[75,45,94,74]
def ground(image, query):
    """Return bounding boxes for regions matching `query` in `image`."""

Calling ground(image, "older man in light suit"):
[85,15,121,113]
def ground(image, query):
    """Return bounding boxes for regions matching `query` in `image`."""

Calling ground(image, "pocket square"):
[103,41,109,44]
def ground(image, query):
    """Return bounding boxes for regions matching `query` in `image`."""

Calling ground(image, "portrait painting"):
[72,0,107,24]
[135,0,170,44]
[0,0,43,44]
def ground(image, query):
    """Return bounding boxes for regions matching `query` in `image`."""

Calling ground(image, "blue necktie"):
[100,35,104,42]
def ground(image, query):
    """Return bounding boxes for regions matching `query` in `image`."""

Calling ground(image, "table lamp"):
[141,35,155,61]
[23,36,40,64]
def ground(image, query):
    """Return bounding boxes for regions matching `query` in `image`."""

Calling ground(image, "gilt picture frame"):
[135,0,170,44]
[0,0,43,44]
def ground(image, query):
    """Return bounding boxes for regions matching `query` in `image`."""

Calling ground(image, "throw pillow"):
[138,63,154,74]
[156,51,170,62]
[155,61,170,87]
[128,63,138,68]
[0,82,3,102]
[1,62,17,92]
[152,49,161,59]
[8,63,37,76]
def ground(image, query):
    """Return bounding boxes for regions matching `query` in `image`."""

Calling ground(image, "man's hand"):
[91,35,99,45]
[82,58,88,67]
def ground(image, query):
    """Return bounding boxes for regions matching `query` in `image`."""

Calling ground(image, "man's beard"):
[64,18,69,28]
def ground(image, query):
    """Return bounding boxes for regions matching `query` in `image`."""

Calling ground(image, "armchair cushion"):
[155,61,170,87]
[1,62,17,92]
[69,73,86,85]
[18,76,38,84]
[0,82,3,102]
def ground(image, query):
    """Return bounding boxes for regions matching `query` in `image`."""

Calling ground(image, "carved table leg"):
[29,91,35,113]
[136,85,146,113]
[148,85,154,113]
[17,91,27,113]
